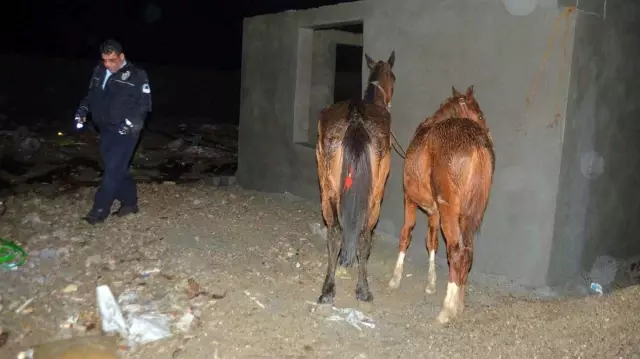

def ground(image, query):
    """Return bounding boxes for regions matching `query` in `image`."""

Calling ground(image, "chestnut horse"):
[315,51,396,304]
[388,86,494,323]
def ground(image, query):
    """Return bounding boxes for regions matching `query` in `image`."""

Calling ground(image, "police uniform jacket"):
[76,62,152,133]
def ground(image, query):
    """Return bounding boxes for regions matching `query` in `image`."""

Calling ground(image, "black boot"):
[82,208,108,225]
[114,205,139,217]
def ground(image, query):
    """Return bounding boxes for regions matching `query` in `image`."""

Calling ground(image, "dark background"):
[0,0,359,128]
[2,0,358,70]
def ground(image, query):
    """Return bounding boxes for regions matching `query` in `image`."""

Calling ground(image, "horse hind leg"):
[425,206,440,294]
[388,192,417,289]
[436,204,467,324]
[318,192,342,304]
[316,147,342,305]
[355,229,374,302]
[356,153,389,302]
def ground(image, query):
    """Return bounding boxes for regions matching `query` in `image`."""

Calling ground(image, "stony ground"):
[0,182,639,359]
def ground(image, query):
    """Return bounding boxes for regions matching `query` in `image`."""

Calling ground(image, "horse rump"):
[459,146,494,248]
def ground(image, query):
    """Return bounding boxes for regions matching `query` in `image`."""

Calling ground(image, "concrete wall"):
[238,0,573,287]
[549,0,640,285]
[237,1,365,198]
[0,55,240,127]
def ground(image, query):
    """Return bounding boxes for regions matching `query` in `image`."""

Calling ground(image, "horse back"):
[406,118,494,180]
[318,99,391,157]
[362,103,392,156]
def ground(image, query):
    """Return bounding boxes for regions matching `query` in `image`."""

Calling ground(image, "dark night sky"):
[2,0,358,70]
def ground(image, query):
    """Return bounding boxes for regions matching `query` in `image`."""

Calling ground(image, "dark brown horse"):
[315,51,396,304]
[388,86,495,323]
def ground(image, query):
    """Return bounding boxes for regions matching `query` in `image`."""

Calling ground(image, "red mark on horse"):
[344,165,354,191]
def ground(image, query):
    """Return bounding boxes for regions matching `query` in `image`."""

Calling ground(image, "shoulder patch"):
[142,84,151,94]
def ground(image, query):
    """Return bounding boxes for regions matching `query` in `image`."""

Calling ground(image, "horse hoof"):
[425,285,436,294]
[318,293,334,305]
[436,310,452,324]
[356,290,373,302]
[388,276,401,289]
[436,306,460,324]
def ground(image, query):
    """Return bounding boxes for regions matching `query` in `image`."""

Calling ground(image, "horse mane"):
[363,63,384,104]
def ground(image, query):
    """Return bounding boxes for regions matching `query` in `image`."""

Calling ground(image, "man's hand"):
[118,119,135,135]
[74,115,87,129]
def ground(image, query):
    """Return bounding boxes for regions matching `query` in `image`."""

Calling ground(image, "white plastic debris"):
[307,301,376,331]
[128,313,172,345]
[244,290,265,308]
[326,307,376,330]
[96,285,171,346]
[589,255,618,288]
[590,282,604,296]
[15,297,35,314]
[16,349,34,359]
[96,285,127,337]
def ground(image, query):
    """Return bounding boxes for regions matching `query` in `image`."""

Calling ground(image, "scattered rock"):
[167,138,184,150]
[0,330,8,348]
[18,137,42,152]
[39,247,58,260]
[187,278,201,299]
[85,254,102,267]
[175,311,196,333]
[22,212,43,225]
[62,284,78,293]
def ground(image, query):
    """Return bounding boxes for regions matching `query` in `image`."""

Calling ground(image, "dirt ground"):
[1,182,639,359]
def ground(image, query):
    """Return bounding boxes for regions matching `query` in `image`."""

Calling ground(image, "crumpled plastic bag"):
[326,307,376,330]
[128,313,172,345]
[96,285,171,347]
[307,301,376,331]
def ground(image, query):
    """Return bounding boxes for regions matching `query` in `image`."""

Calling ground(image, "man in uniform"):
[74,39,152,225]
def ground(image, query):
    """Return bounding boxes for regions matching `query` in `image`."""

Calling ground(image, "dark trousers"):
[91,130,140,214]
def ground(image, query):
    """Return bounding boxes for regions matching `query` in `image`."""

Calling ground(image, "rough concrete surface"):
[549,0,640,285]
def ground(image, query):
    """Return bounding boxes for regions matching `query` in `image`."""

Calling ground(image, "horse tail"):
[339,100,372,267]
[459,145,495,249]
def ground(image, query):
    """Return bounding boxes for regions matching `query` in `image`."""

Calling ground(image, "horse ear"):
[452,86,462,97]
[387,50,395,68]
[365,53,376,70]
[465,85,475,98]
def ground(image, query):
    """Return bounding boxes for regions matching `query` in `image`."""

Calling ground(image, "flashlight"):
[75,117,84,129]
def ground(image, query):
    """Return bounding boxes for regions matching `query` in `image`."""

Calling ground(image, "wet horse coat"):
[388,86,495,324]
[315,51,396,304]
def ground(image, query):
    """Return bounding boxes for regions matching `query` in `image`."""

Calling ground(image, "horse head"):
[443,85,486,127]
[363,51,396,111]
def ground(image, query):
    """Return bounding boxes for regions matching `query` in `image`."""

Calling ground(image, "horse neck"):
[363,82,387,108]
[424,103,456,125]
[424,102,489,131]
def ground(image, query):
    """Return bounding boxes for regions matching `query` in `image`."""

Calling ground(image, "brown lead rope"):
[390,130,407,159]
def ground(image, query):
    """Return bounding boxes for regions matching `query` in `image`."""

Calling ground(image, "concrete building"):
[237,0,640,289]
